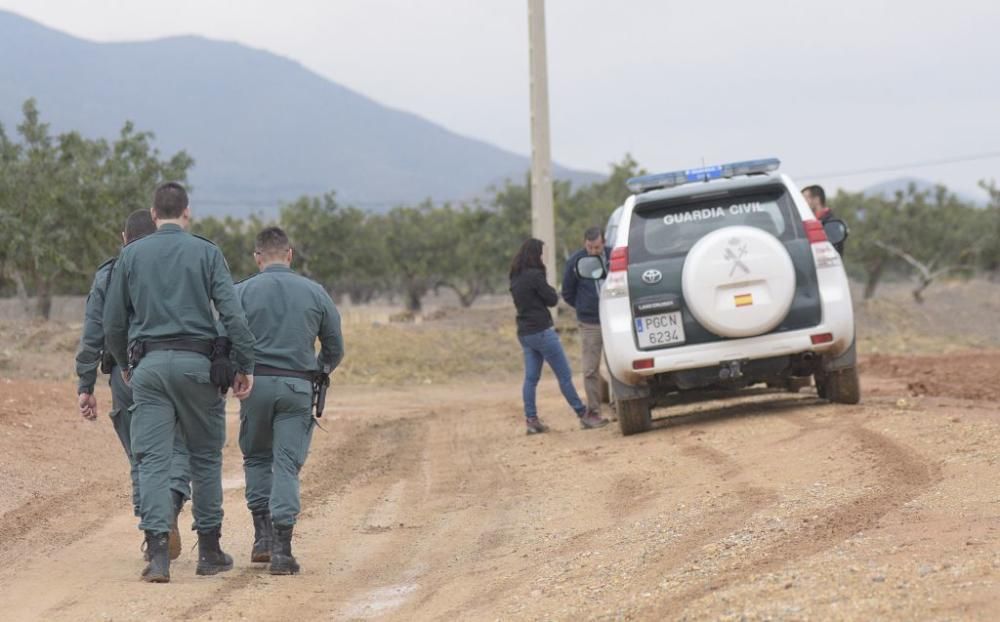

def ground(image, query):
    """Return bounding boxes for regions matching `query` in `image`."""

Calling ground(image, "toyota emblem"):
[641,269,662,284]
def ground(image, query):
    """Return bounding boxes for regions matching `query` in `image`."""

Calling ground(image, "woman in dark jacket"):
[509,238,608,435]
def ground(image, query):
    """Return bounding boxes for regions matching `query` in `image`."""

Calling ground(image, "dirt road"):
[1,354,998,621]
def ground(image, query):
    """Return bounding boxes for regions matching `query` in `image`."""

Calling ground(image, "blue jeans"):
[518,328,586,420]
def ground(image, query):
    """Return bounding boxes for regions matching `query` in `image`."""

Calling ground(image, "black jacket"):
[561,248,608,325]
[817,207,845,256]
[510,268,558,336]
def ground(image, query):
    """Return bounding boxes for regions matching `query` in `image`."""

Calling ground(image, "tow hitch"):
[719,359,749,380]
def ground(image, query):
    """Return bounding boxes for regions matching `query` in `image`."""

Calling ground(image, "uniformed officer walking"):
[234,226,343,575]
[104,182,256,583]
[75,209,192,560]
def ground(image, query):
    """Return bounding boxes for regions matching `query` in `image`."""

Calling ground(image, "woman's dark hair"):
[123,209,156,244]
[509,238,545,278]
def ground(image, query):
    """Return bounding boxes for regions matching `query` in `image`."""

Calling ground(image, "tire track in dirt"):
[620,433,779,574]
[5,374,988,621]
[603,396,811,521]
[362,403,530,620]
[176,416,429,621]
[426,401,792,620]
[316,414,440,621]
[0,485,121,574]
[656,411,940,616]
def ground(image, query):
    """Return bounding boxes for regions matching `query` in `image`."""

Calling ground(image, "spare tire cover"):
[681,225,796,338]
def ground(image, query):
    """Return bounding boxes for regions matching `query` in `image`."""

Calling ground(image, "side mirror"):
[575,255,607,281]
[823,219,849,246]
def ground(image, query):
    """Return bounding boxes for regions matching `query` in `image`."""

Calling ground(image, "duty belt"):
[128,338,215,372]
[255,365,331,418]
[143,339,214,357]
[254,365,315,381]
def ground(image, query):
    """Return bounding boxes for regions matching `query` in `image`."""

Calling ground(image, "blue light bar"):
[626,158,781,194]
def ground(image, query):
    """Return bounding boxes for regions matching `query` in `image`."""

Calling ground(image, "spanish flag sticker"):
[734,293,754,308]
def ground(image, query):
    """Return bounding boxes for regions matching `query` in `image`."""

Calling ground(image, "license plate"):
[634,311,686,348]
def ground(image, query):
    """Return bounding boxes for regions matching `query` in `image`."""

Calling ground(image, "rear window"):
[629,189,801,261]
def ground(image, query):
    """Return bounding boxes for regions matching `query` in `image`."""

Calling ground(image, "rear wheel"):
[617,398,651,435]
[826,366,861,404]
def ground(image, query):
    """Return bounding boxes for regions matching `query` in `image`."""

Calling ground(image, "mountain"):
[0,10,600,216]
[862,177,986,206]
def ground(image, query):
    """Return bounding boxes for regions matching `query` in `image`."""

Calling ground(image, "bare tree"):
[873,240,969,303]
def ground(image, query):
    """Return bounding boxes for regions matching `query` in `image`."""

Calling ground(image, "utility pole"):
[527,0,556,286]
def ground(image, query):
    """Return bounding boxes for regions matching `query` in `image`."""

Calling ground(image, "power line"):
[189,150,1000,210]
[802,151,1000,180]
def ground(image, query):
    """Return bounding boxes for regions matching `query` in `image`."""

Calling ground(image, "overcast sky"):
[2,0,998,198]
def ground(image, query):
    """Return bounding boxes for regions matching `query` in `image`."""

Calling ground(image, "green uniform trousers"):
[130,351,226,534]
[109,366,191,517]
[239,376,315,527]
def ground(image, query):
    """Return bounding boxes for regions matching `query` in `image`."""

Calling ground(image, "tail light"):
[604,246,629,298]
[804,220,828,244]
[633,358,654,370]
[811,332,833,345]
[609,246,629,272]
[806,220,841,269]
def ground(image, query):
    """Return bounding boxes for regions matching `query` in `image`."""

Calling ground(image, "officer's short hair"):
[255,226,291,257]
[802,184,826,206]
[584,226,604,243]
[153,182,189,219]
[124,209,156,244]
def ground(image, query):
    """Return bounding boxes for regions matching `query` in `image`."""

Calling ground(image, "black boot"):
[251,511,273,563]
[195,528,234,576]
[269,524,300,575]
[168,490,186,561]
[141,531,170,583]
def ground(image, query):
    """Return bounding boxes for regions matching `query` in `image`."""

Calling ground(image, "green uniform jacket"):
[103,224,255,373]
[74,257,115,394]
[234,264,344,372]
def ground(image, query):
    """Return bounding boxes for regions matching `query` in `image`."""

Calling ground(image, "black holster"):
[254,365,330,417]
[100,351,116,375]
[312,371,330,418]
[209,338,235,392]
[127,340,147,369]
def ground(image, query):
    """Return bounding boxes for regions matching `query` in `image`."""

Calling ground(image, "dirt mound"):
[864,351,1000,401]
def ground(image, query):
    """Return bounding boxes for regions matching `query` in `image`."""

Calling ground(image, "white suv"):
[576,158,858,435]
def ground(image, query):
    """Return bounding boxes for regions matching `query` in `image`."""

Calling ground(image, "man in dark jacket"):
[561,227,609,419]
[802,185,844,255]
